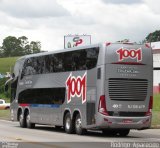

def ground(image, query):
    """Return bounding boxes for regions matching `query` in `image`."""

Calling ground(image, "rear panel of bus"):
[96,43,153,129]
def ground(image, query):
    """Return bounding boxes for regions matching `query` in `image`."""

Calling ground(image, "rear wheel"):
[64,113,74,134]
[19,112,26,128]
[118,129,130,137]
[75,114,86,135]
[26,112,35,129]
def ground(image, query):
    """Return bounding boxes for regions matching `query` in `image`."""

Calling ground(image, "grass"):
[152,94,160,127]
[153,94,160,111]
[0,57,18,74]
[0,110,10,120]
[152,111,160,127]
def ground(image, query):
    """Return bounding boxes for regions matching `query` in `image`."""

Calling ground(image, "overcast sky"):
[0,0,160,51]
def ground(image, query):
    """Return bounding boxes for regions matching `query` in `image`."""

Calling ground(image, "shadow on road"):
[14,124,141,139]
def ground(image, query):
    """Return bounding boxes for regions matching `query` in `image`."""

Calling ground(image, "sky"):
[0,0,160,51]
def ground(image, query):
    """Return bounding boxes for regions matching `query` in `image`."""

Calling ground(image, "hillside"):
[0,57,18,74]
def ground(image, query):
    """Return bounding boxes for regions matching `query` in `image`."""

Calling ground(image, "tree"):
[145,30,160,42]
[2,36,23,57]
[18,36,29,48]
[30,41,41,54]
[18,36,32,55]
[1,36,41,57]
[117,39,130,43]
[0,47,4,57]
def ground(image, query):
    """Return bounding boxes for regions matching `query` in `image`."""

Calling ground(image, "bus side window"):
[97,68,101,79]
[21,63,27,80]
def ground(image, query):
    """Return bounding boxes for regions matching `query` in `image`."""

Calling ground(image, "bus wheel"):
[64,113,74,134]
[26,113,35,129]
[75,114,86,135]
[19,112,26,128]
[118,129,130,137]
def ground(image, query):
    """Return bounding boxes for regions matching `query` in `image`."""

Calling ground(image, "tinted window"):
[18,88,65,105]
[21,47,99,78]
[53,53,64,72]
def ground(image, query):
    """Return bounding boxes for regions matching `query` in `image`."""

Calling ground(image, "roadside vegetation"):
[0,110,10,120]
[0,57,18,101]
[0,57,18,73]
[152,94,160,127]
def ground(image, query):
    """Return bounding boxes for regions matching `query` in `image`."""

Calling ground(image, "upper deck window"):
[21,47,99,78]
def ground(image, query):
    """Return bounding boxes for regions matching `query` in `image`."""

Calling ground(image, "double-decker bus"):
[7,42,153,136]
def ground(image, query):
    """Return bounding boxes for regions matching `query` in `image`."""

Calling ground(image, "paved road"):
[0,120,160,148]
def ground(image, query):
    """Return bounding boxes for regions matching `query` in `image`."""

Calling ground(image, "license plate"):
[122,119,133,123]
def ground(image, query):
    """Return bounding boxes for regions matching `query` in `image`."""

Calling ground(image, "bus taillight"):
[98,95,109,116]
[145,96,153,116]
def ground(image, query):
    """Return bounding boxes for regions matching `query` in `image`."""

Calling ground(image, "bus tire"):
[19,112,26,128]
[75,114,86,135]
[26,113,35,129]
[64,113,74,134]
[118,129,130,137]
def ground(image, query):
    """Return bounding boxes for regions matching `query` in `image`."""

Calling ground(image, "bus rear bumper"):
[96,114,152,130]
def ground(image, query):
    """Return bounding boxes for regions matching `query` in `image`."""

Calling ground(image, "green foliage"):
[0,57,18,74]
[152,94,160,126]
[2,36,23,57]
[152,111,160,126]
[145,30,160,42]
[0,78,11,99]
[0,78,6,94]
[0,57,18,100]
[30,41,41,53]
[0,36,41,57]
[153,94,160,111]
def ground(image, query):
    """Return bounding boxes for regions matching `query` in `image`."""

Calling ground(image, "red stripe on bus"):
[112,62,145,65]
[19,104,29,107]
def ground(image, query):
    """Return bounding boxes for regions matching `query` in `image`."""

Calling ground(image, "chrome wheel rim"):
[66,118,70,130]
[76,118,81,130]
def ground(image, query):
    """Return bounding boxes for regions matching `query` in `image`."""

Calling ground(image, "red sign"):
[116,48,142,62]
[66,73,87,104]
[73,37,83,46]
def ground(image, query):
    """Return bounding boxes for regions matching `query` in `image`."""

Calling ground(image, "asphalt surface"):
[0,120,160,148]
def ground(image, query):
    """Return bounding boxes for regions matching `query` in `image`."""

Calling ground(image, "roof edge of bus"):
[16,43,101,60]
[16,42,151,60]
[106,42,151,46]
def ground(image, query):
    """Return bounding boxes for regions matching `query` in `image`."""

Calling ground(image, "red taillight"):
[149,96,153,109]
[98,95,108,116]
[111,62,145,65]
[145,96,153,116]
